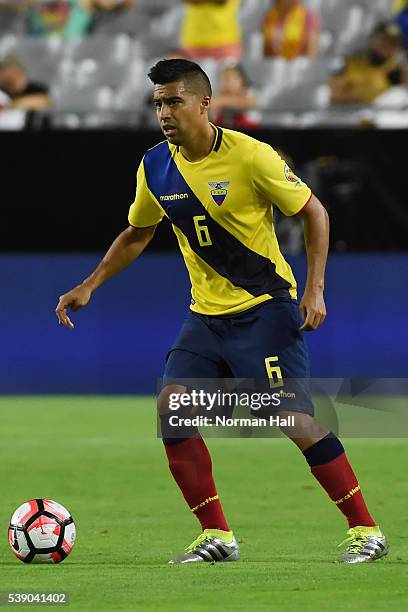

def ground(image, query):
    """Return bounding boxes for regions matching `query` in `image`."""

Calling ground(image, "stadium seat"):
[286,57,313,87]
[265,81,330,113]
[243,58,288,91]
[321,3,364,35]
[91,7,150,36]
[0,36,64,85]
[66,35,131,65]
[239,0,270,33]
[335,8,376,55]
[199,58,219,89]
[0,34,20,57]
[0,12,26,36]
[114,83,150,112]
[319,30,334,54]
[290,57,333,86]
[52,85,114,112]
[148,4,183,40]
[245,31,265,62]
[137,0,176,15]
[114,57,152,113]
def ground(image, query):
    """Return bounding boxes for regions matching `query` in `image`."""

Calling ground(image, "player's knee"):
[157,384,187,415]
[157,385,198,443]
[278,411,327,440]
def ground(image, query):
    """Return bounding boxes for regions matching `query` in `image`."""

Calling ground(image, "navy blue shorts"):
[163,299,314,416]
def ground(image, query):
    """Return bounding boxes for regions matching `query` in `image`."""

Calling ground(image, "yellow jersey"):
[180,0,241,48]
[128,127,311,316]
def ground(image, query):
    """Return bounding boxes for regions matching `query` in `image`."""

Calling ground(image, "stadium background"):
[1,0,407,393]
[1,2,408,610]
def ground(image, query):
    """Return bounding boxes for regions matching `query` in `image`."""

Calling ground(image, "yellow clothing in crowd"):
[263,2,320,60]
[332,57,399,103]
[180,0,241,49]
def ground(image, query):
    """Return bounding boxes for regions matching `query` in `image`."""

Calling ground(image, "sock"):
[164,434,229,532]
[203,528,233,543]
[303,434,376,528]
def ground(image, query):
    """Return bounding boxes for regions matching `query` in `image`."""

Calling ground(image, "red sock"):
[311,453,376,528]
[164,435,229,531]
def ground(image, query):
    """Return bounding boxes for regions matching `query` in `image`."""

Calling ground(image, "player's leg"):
[159,311,239,563]
[224,299,388,562]
[278,413,388,563]
[158,376,230,533]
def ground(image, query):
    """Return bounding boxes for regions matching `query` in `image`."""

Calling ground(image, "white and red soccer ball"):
[8,499,76,564]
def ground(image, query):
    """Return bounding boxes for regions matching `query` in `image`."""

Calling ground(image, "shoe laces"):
[185,533,212,553]
[338,528,369,555]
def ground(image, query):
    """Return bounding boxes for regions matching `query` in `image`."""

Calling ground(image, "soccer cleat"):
[168,529,240,564]
[337,526,389,564]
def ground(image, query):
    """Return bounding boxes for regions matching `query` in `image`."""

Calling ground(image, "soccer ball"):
[8,499,76,564]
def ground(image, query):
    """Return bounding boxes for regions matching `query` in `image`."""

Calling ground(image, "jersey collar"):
[213,125,224,152]
[175,124,224,158]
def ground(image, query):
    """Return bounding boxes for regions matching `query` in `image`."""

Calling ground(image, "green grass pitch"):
[0,397,407,611]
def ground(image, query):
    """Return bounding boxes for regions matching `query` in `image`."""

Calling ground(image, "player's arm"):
[55,224,156,329]
[252,144,329,332]
[296,194,329,331]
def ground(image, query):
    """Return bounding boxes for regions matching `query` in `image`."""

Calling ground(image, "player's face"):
[153,81,209,145]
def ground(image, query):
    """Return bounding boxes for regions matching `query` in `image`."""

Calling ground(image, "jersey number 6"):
[193,215,213,247]
[265,356,283,388]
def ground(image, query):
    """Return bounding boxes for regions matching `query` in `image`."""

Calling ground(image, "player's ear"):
[200,96,211,115]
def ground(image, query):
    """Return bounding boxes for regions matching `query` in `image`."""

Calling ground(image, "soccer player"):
[55,59,388,565]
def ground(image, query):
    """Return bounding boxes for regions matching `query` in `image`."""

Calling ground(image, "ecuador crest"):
[208,181,230,206]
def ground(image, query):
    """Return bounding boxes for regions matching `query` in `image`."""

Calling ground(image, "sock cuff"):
[303,433,344,467]
[160,412,198,444]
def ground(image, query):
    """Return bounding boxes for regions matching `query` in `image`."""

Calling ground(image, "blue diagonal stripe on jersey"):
[143,142,291,298]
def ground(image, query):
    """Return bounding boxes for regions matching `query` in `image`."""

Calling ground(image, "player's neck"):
[180,123,216,163]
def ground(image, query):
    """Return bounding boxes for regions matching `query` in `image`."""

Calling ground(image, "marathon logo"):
[160,193,189,201]
[334,485,361,505]
[191,494,219,513]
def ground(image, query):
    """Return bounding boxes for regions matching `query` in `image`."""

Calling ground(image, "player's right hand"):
[55,284,92,329]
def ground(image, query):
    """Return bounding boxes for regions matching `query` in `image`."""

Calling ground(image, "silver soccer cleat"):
[168,530,240,564]
[337,527,389,564]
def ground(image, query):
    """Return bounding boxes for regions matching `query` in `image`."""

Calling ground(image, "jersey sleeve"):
[252,143,312,216]
[128,158,165,227]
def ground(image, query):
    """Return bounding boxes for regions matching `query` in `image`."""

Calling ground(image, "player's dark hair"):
[148,59,212,97]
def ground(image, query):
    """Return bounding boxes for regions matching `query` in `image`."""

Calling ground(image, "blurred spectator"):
[211,64,260,128]
[179,0,242,61]
[393,0,408,49]
[374,54,408,108]
[0,0,134,38]
[330,24,404,105]
[0,0,27,34]
[263,0,320,60]
[25,0,92,37]
[0,88,11,109]
[91,0,136,34]
[0,56,51,110]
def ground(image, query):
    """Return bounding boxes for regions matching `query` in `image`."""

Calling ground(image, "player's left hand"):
[299,289,326,332]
